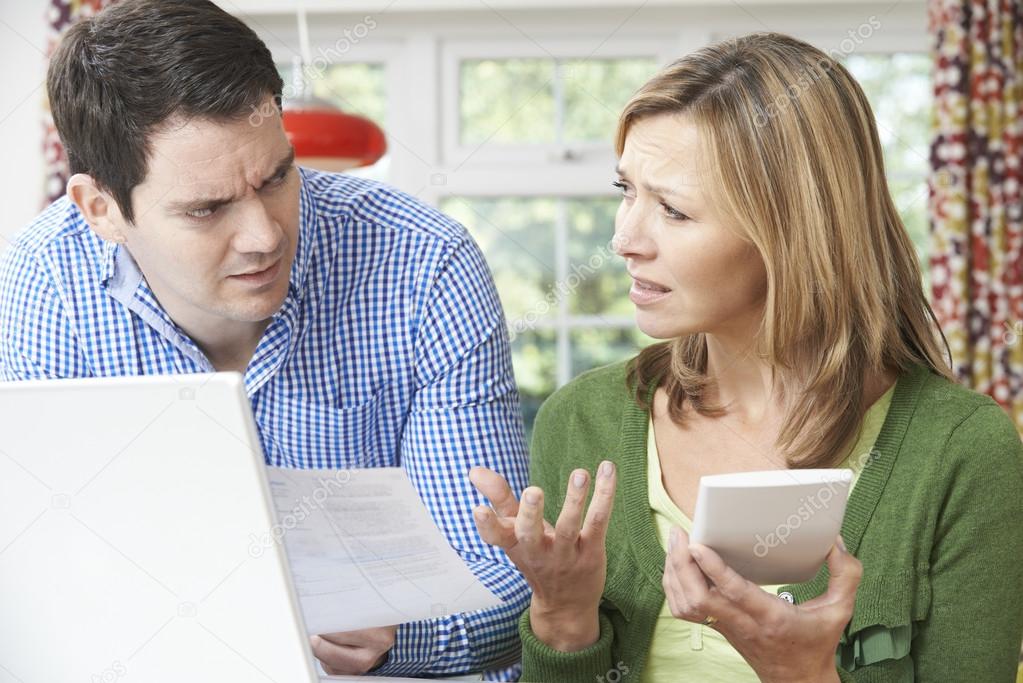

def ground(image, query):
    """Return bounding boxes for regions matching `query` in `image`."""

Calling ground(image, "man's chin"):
[218,291,289,324]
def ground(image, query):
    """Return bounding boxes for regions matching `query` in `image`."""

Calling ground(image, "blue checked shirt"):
[0,168,530,680]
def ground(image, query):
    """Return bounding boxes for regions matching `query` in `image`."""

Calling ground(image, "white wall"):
[0,1,47,252]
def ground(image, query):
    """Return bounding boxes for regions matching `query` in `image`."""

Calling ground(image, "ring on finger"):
[701,615,718,626]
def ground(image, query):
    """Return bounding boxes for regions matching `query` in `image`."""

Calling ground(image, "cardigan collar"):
[613,362,932,598]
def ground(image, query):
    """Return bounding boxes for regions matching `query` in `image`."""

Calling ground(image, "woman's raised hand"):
[469,461,618,651]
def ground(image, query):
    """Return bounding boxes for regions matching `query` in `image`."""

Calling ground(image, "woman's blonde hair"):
[621,32,952,468]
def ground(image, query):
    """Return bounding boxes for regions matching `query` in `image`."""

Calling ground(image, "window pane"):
[889,177,930,280]
[566,197,632,316]
[439,197,558,325]
[844,54,931,177]
[562,58,657,142]
[278,62,387,125]
[312,63,387,125]
[460,59,556,145]
[511,330,557,440]
[571,327,653,378]
[844,53,932,278]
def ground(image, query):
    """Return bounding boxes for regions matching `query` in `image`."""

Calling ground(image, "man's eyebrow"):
[166,148,296,213]
[260,147,296,189]
[614,165,690,198]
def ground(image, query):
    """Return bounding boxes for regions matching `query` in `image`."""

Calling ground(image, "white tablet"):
[689,469,852,585]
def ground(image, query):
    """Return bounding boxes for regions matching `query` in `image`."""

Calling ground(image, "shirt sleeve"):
[372,235,531,678]
[911,403,1023,681]
[0,246,88,381]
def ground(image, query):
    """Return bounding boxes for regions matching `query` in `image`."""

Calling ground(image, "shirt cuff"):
[370,619,437,677]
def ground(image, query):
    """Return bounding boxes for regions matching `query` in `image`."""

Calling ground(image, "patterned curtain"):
[43,0,117,206]
[930,0,1023,432]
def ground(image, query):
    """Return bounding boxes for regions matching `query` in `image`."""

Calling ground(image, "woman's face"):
[613,113,768,341]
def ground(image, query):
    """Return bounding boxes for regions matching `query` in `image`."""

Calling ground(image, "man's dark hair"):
[47,0,284,223]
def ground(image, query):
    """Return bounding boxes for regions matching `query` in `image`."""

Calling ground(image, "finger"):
[662,544,692,619]
[469,466,519,517]
[514,486,547,554]
[317,626,394,648]
[472,505,517,549]
[310,635,366,675]
[666,527,712,596]
[688,542,773,622]
[804,535,862,614]
[553,469,590,556]
[581,460,617,540]
[662,527,719,622]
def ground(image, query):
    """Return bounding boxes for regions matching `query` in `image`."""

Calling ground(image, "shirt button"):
[778,591,794,603]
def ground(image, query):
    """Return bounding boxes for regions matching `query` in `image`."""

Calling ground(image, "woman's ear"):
[66,173,128,244]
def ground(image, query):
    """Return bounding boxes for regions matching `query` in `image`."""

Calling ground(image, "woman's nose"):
[614,204,654,259]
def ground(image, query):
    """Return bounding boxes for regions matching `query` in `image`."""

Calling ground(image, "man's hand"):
[310,625,397,676]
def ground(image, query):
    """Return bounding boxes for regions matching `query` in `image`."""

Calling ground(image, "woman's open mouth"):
[629,277,672,306]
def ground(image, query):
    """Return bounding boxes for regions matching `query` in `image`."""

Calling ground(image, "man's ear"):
[66,174,129,244]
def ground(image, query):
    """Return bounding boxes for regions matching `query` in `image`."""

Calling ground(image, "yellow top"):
[640,383,896,683]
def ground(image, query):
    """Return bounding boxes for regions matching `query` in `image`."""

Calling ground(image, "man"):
[0,0,529,679]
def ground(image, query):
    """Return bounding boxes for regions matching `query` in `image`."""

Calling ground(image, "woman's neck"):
[702,331,898,427]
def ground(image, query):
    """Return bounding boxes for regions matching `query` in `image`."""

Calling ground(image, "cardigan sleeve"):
[517,390,619,682]
[520,608,617,682]
[912,403,1023,681]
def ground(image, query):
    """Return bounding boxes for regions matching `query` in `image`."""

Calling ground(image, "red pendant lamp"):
[282,9,387,172]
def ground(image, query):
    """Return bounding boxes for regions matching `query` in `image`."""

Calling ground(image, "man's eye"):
[267,169,290,187]
[186,207,216,219]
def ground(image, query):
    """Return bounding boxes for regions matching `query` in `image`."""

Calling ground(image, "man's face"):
[119,99,300,329]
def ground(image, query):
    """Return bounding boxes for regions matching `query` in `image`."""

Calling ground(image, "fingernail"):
[572,472,587,488]
[836,535,847,552]
[689,545,703,562]
[473,506,489,521]
[523,490,538,506]
[669,527,679,551]
[599,461,615,477]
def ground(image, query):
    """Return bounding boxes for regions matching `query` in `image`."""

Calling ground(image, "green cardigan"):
[518,361,1023,682]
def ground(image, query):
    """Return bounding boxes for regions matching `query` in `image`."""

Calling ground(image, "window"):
[439,52,662,436]
[254,16,933,437]
[458,57,657,146]
[844,53,932,279]
[441,195,653,434]
[444,51,934,436]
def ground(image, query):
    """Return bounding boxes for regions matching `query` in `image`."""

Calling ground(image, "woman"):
[469,32,1023,682]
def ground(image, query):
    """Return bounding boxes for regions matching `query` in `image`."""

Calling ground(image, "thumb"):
[803,535,862,611]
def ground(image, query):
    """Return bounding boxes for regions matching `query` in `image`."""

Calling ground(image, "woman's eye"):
[612,180,634,198]
[662,203,690,221]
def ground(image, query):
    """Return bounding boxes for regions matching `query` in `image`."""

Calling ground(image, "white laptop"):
[0,373,468,683]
